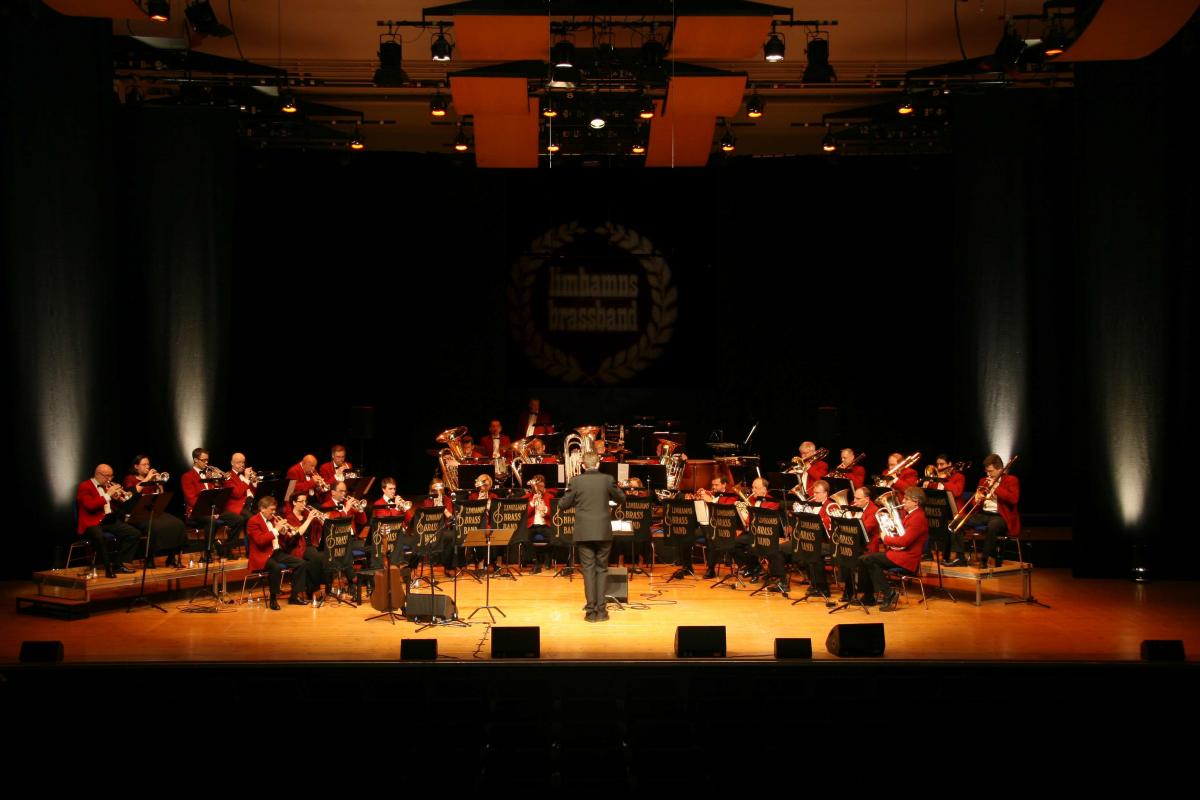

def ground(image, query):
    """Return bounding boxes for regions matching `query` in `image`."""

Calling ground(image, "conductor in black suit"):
[557,450,626,622]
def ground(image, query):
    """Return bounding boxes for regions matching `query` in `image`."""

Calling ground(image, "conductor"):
[557,450,626,623]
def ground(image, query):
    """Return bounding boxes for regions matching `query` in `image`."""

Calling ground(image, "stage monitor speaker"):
[675,626,726,658]
[404,594,457,621]
[605,567,629,602]
[825,623,885,657]
[1141,639,1185,662]
[400,639,438,661]
[349,405,375,439]
[20,640,64,663]
[775,637,813,659]
[492,626,540,659]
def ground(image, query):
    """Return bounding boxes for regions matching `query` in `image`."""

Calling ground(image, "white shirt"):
[261,513,281,550]
[525,417,537,437]
[91,478,112,515]
[491,437,501,457]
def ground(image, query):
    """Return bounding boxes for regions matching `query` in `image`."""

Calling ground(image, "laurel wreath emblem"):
[508,221,677,385]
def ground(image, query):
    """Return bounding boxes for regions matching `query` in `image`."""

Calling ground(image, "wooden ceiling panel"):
[448,76,531,115]
[645,116,715,167]
[1057,0,1200,62]
[473,99,539,168]
[669,16,773,61]
[452,15,549,61]
[663,75,746,118]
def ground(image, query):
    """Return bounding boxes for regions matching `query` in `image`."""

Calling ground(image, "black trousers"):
[85,520,140,569]
[131,512,187,558]
[577,540,612,612]
[838,560,871,596]
[267,551,307,598]
[733,532,757,572]
[192,512,243,556]
[861,552,903,596]
[950,511,1008,561]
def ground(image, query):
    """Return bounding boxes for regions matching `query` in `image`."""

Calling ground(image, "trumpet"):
[303,507,330,522]
[386,496,414,513]
[345,498,368,513]
[105,480,134,503]
[146,469,170,483]
[202,464,231,481]
[312,473,330,493]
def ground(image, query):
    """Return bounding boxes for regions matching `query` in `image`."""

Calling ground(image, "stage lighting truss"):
[536,92,654,158]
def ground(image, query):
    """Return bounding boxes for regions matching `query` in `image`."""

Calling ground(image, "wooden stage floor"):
[3,564,1198,664]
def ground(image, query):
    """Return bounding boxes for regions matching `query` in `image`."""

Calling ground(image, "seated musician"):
[859,486,929,611]
[525,475,556,573]
[696,476,737,579]
[595,438,617,463]
[370,477,418,570]
[840,486,880,604]
[467,474,501,571]
[421,479,456,572]
[526,437,555,463]
[516,397,552,438]
[793,441,830,498]
[482,420,511,461]
[123,454,187,567]
[245,496,312,610]
[617,477,650,571]
[784,479,834,598]
[281,493,326,602]
[921,454,966,499]
[181,447,241,559]
[831,447,866,489]
[735,477,778,581]
[318,444,354,488]
[460,435,484,460]
[880,452,919,498]
[76,464,140,577]
[948,454,1020,568]
[286,454,327,501]
[221,452,256,550]
[319,481,370,592]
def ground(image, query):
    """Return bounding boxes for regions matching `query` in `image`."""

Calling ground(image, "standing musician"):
[318,444,355,488]
[557,451,625,623]
[839,486,880,604]
[830,447,867,489]
[123,454,188,567]
[76,464,140,577]
[525,475,556,573]
[516,397,552,438]
[860,486,929,611]
[286,455,327,500]
[948,454,1020,568]
[283,493,329,600]
[735,477,779,582]
[245,496,312,610]
[697,476,738,579]
[483,420,511,461]
[181,447,240,559]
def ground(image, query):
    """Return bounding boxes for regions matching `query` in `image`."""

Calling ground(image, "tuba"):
[435,426,469,492]
[657,438,685,490]
[564,425,601,481]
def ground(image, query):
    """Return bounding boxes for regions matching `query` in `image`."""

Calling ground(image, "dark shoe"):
[804,586,825,598]
[114,565,136,574]
[882,590,899,608]
[104,566,116,579]
[532,564,542,574]
[994,558,1004,567]
[585,611,597,623]
[288,596,307,606]
[943,558,967,567]
[861,597,877,607]
[269,598,281,611]
[594,610,610,622]
[703,568,717,579]
[880,602,898,612]
[838,593,853,603]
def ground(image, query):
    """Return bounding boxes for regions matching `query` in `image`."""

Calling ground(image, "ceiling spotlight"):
[429,93,448,117]
[763,31,785,62]
[453,129,470,151]
[185,1,231,37]
[1042,18,1067,57]
[897,99,913,115]
[374,39,407,87]
[147,0,170,22]
[803,34,836,83]
[993,21,1027,67]
[822,131,838,152]
[720,130,736,152]
[639,96,655,120]
[431,29,453,62]
[547,138,560,153]
[349,125,365,151]
[280,92,298,113]
[631,141,646,155]
[589,109,606,130]
[551,39,576,69]
[541,96,558,118]
[746,92,764,119]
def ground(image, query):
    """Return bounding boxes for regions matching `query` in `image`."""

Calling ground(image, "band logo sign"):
[325,522,353,559]
[509,221,677,384]
[793,516,824,555]
[665,501,696,537]
[620,498,651,533]
[551,502,575,538]
[457,501,488,531]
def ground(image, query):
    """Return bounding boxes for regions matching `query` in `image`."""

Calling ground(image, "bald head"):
[301,455,317,473]
[93,464,114,482]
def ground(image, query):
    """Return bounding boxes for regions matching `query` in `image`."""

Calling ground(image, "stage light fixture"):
[147,0,170,22]
[541,96,557,118]
[185,1,231,37]
[897,91,913,115]
[374,39,407,86]
[589,110,606,130]
[763,31,785,62]
[546,138,560,153]
[431,28,453,61]
[349,125,365,150]
[720,130,736,152]
[822,130,837,152]
[280,92,297,113]
[803,35,836,83]
[551,39,576,69]
[453,129,470,151]
[993,21,1027,66]
[429,92,448,117]
[1041,17,1067,57]
[639,96,655,120]
[631,141,646,155]
[746,92,764,118]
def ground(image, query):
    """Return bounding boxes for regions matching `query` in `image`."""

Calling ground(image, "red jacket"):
[421,495,454,518]
[318,460,353,487]
[76,479,114,534]
[977,474,1021,538]
[373,497,414,526]
[892,468,919,499]
[282,507,314,556]
[123,474,161,496]
[246,512,281,571]
[924,472,966,499]
[224,473,255,515]
[286,462,322,498]
[515,411,552,437]
[481,435,511,458]
[320,499,369,539]
[808,460,829,482]
[881,506,929,573]
[181,468,206,518]
[859,501,883,553]
[526,490,554,527]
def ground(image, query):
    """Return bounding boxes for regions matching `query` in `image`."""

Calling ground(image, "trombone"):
[948,455,1019,533]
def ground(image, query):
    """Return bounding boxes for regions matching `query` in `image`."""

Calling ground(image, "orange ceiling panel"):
[43,0,139,17]
[645,116,716,167]
[452,15,549,61]
[662,75,746,118]
[448,76,531,115]
[473,101,539,168]
[669,16,773,61]
[1057,0,1200,62]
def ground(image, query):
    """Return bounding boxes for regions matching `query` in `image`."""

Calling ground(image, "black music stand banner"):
[626,463,667,494]
[456,499,489,549]
[790,502,826,564]
[830,509,869,566]
[550,499,575,546]
[921,488,957,549]
[708,504,740,555]
[749,507,783,557]
[411,507,447,555]
[621,497,653,542]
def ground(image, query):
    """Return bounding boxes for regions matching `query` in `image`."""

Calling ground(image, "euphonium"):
[875,491,906,543]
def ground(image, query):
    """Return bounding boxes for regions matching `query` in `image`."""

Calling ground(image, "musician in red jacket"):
[318,445,354,488]
[123,454,187,567]
[76,465,140,577]
[515,397,552,438]
[839,486,881,604]
[948,453,1020,568]
[860,486,930,611]
[830,448,866,489]
[922,454,967,499]
[282,493,327,597]
[246,496,311,610]
[481,420,511,460]
[736,477,780,581]
[798,442,829,482]
[286,455,326,500]
[787,479,836,598]
[524,475,556,573]
[698,476,739,579]
[181,448,241,559]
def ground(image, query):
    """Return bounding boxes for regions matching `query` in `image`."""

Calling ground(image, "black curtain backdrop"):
[3,6,1195,578]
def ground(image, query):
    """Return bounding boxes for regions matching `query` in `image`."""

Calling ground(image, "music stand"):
[465,527,513,623]
[748,507,786,598]
[921,488,960,602]
[491,498,529,579]
[454,500,489,583]
[663,499,698,583]
[626,463,667,492]
[343,476,376,500]
[550,499,576,579]
[409,507,448,592]
[363,516,405,624]
[828,507,871,615]
[320,517,359,607]
[789,501,829,606]
[517,462,558,490]
[182,486,232,612]
[707,503,744,589]
[127,492,172,614]
[619,496,653,577]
